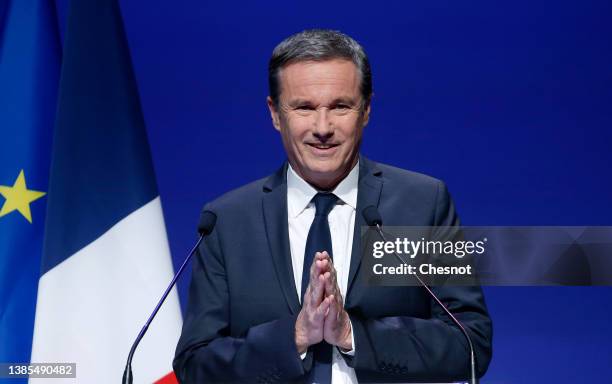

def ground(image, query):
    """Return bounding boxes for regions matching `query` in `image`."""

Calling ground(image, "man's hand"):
[295,252,333,354]
[319,252,353,351]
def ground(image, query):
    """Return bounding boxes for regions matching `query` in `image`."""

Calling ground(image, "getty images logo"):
[372,237,488,259]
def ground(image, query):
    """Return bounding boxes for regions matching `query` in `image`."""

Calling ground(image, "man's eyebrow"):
[286,97,361,107]
[287,98,314,107]
[330,97,360,105]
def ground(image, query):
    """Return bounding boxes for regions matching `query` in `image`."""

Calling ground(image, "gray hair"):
[268,29,372,108]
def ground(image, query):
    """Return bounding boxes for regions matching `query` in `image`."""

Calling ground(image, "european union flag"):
[0,0,61,372]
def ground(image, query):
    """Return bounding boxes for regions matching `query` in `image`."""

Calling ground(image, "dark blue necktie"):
[301,192,338,384]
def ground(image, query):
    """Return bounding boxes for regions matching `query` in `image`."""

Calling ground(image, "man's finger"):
[309,253,330,284]
[308,253,324,289]
[326,294,338,321]
[309,273,326,305]
[316,295,333,320]
[309,252,321,276]
[321,271,333,296]
[319,251,332,262]
[326,258,338,285]
[323,267,340,298]
[316,258,329,273]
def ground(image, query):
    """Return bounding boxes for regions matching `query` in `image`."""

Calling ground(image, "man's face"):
[268,59,370,190]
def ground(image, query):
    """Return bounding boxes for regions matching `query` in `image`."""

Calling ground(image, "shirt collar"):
[287,159,359,218]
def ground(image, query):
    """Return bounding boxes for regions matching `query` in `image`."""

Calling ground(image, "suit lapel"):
[346,157,383,297]
[262,163,301,314]
[260,158,383,312]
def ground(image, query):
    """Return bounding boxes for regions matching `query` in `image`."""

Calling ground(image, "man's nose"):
[312,107,334,139]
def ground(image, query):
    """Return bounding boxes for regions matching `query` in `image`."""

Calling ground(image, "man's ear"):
[267,96,281,131]
[362,99,371,127]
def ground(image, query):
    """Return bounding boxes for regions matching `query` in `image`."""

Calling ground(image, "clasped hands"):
[295,251,352,355]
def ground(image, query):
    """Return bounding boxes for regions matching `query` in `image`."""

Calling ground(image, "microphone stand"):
[369,221,478,384]
[122,235,205,384]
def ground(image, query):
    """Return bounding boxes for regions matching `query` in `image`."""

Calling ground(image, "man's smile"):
[306,142,340,155]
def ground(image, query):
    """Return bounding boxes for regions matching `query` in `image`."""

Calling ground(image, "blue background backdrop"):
[55,0,612,381]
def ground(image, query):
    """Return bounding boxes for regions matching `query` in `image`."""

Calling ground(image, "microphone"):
[362,206,478,384]
[122,210,217,384]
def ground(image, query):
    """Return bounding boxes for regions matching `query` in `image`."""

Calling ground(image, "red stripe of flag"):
[155,371,178,384]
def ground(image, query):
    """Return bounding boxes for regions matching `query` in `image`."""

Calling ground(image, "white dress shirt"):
[287,161,359,384]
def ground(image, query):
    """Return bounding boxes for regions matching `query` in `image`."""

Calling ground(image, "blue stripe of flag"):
[43,0,158,275]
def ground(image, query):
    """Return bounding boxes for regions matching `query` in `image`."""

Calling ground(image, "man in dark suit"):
[174,29,492,383]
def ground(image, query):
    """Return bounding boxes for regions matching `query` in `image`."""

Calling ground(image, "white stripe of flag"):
[31,197,182,383]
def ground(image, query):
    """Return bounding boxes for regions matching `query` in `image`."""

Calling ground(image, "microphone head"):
[362,206,382,226]
[198,210,217,236]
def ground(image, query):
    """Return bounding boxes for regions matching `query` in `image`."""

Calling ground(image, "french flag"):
[31,0,181,383]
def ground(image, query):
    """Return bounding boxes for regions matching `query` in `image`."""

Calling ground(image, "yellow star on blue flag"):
[0,169,46,223]
[0,0,59,368]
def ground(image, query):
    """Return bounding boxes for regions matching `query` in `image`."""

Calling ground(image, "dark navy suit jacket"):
[173,157,492,383]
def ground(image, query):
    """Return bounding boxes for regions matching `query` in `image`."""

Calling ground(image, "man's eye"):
[334,104,350,110]
[296,105,314,110]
